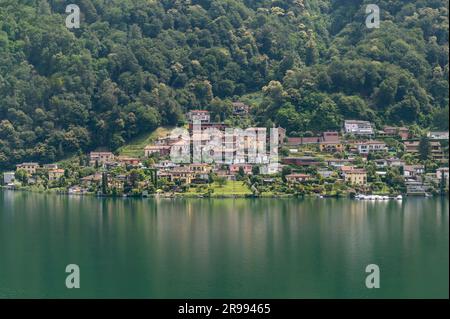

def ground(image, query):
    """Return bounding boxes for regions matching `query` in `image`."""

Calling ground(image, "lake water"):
[0,190,448,298]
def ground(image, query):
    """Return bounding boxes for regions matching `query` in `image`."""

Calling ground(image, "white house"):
[259,163,281,175]
[403,165,425,179]
[387,158,405,167]
[3,172,15,185]
[427,131,449,140]
[187,110,211,123]
[355,141,387,154]
[344,120,374,136]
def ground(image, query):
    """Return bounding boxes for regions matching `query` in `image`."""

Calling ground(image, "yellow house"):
[319,142,344,153]
[345,169,367,185]
[170,169,195,184]
[48,169,65,182]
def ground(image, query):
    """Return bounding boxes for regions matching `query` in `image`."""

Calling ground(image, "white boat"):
[355,194,397,201]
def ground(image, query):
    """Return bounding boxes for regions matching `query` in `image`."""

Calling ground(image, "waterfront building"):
[403,165,425,179]
[406,181,428,195]
[3,172,15,185]
[16,162,40,175]
[344,169,367,186]
[81,174,102,187]
[48,169,65,182]
[169,168,196,184]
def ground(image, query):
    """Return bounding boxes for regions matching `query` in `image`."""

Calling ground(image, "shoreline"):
[2,186,447,199]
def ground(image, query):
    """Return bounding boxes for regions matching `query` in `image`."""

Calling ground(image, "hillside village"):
[2,106,449,198]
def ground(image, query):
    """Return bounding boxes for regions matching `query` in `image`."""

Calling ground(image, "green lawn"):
[188,181,252,196]
[116,127,174,157]
[212,181,252,195]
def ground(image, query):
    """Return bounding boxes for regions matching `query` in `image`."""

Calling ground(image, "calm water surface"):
[0,190,448,298]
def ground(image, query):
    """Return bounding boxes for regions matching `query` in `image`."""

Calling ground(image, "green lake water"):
[0,190,448,298]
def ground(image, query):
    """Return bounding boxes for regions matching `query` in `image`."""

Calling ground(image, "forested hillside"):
[0,0,448,168]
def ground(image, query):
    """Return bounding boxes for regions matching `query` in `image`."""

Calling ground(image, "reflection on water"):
[0,191,448,298]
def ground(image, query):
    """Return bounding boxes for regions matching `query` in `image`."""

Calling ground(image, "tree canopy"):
[0,0,448,168]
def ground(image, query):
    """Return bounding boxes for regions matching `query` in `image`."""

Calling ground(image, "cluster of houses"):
[2,110,449,196]
[3,163,65,187]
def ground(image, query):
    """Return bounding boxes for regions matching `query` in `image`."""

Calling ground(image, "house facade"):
[344,120,374,136]
[48,169,65,182]
[3,172,15,185]
[427,131,449,140]
[16,163,40,175]
[355,141,387,154]
[403,165,425,179]
[344,169,367,185]
[89,152,115,166]
[187,110,211,123]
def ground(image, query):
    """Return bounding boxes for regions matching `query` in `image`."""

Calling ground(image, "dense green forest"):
[0,0,448,168]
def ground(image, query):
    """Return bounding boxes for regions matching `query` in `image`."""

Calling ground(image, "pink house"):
[229,164,253,175]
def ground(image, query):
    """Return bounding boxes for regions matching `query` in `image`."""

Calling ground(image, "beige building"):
[404,141,446,161]
[48,169,65,182]
[16,163,40,175]
[90,152,115,166]
[344,169,367,185]
[170,169,195,184]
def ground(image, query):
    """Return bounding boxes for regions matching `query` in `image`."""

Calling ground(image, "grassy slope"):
[211,181,252,195]
[116,127,174,157]
[188,181,252,196]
